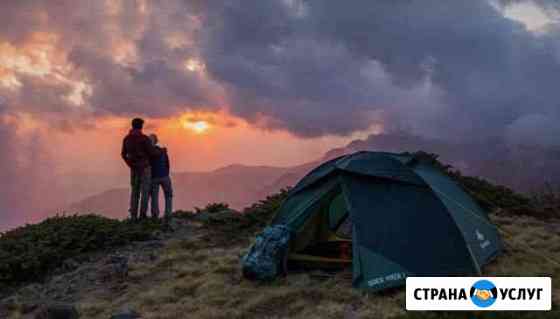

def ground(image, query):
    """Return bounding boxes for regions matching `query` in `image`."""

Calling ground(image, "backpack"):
[241,225,292,281]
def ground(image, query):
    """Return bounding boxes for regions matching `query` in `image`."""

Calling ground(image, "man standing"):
[148,134,173,223]
[121,118,161,221]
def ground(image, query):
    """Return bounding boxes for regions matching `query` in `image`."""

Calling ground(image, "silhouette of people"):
[121,118,162,221]
[148,134,173,224]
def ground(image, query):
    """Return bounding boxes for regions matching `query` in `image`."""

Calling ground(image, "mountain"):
[66,188,130,219]
[66,164,294,218]
[338,133,560,192]
[66,133,560,218]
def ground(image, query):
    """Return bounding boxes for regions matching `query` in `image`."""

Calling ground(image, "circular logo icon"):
[470,280,497,308]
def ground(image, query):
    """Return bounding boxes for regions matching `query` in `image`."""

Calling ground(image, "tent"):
[272,151,502,291]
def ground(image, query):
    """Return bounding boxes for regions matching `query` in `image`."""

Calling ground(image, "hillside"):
[1,201,559,318]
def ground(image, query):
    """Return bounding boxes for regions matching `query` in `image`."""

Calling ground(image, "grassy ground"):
[63,212,558,319]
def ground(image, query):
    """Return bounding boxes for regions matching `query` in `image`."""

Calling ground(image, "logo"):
[367,272,406,288]
[470,280,497,308]
[475,229,484,241]
[406,277,551,311]
[475,229,491,249]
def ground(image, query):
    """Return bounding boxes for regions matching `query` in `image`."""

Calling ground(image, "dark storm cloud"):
[201,0,560,142]
[0,0,221,121]
[2,0,559,142]
[67,47,219,118]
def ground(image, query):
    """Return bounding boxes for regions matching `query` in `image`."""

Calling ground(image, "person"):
[121,118,161,221]
[148,134,173,223]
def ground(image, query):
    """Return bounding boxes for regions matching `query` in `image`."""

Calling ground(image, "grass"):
[62,210,558,319]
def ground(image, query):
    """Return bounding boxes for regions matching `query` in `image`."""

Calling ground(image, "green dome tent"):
[272,151,502,291]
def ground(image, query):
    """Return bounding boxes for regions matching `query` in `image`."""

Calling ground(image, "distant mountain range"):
[66,133,560,218]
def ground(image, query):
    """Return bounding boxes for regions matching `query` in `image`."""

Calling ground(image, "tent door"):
[287,188,353,270]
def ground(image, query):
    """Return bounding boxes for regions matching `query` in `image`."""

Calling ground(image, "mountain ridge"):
[65,133,560,219]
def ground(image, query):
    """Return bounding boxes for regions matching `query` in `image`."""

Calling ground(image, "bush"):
[194,202,230,214]
[193,189,290,239]
[0,214,161,285]
[241,188,290,230]
[531,183,560,209]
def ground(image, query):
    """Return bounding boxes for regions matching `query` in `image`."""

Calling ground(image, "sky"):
[0,0,559,230]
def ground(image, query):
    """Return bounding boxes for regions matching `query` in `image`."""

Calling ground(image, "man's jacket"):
[150,146,170,179]
[121,129,160,170]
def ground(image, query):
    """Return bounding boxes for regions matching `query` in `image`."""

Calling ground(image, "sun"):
[183,120,210,134]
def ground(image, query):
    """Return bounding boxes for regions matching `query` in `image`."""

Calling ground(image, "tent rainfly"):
[272,151,502,291]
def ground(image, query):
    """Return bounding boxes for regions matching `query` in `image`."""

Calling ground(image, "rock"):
[33,303,79,319]
[141,240,164,250]
[343,307,359,319]
[19,284,44,300]
[169,218,182,231]
[62,259,80,271]
[151,230,164,240]
[98,255,129,282]
[2,295,20,308]
[110,307,140,319]
[0,302,11,317]
[21,302,40,314]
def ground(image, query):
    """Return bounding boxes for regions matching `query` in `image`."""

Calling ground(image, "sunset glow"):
[183,120,210,134]
[184,58,204,72]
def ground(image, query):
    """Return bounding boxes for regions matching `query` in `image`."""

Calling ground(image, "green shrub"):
[241,188,290,230]
[531,182,560,209]
[195,202,230,214]
[173,210,196,219]
[0,214,161,285]
[194,189,290,237]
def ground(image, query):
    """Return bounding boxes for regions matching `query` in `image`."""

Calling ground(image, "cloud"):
[200,0,560,142]
[1,0,558,142]
[506,113,560,146]
[0,110,63,231]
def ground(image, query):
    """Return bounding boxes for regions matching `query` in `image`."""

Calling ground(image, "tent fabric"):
[412,163,501,267]
[328,193,348,230]
[272,151,502,291]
